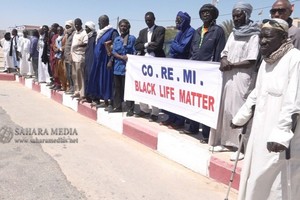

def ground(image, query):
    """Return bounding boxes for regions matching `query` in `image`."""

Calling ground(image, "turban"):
[65,20,74,27]
[85,21,95,31]
[177,11,191,24]
[199,4,219,20]
[177,11,191,30]
[233,2,253,23]
[233,2,253,16]
[262,18,289,33]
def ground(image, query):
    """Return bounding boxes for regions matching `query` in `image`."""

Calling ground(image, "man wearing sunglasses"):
[271,0,300,49]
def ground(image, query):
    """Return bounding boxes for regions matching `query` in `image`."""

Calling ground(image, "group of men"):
[1,0,300,199]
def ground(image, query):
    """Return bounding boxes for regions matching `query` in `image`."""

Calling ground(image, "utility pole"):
[116,16,119,30]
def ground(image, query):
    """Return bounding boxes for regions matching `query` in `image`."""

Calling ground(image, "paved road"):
[0,81,238,200]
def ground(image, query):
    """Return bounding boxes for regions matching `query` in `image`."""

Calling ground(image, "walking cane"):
[286,113,297,200]
[224,124,247,200]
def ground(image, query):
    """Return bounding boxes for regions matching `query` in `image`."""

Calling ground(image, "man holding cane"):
[231,18,300,200]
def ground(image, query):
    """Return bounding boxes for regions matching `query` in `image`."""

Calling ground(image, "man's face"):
[271,1,292,21]
[119,22,129,35]
[74,20,82,31]
[145,15,155,28]
[98,18,107,29]
[12,30,17,36]
[175,16,182,29]
[57,27,64,35]
[85,26,92,34]
[232,9,246,28]
[51,24,57,33]
[42,26,49,33]
[200,9,213,23]
[259,28,284,57]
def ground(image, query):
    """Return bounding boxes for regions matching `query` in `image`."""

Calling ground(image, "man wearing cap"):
[271,0,300,49]
[181,4,226,138]
[231,18,300,200]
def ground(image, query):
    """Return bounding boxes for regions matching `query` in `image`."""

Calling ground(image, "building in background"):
[7,25,40,36]
[293,18,300,27]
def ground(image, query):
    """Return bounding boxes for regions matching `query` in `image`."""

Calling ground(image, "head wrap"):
[176,11,191,31]
[262,18,289,33]
[65,20,74,27]
[199,4,219,20]
[85,21,95,31]
[233,2,253,23]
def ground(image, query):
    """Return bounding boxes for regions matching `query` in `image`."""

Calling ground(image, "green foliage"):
[165,28,178,41]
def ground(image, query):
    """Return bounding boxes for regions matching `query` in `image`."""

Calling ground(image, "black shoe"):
[134,111,150,118]
[149,115,158,122]
[3,69,8,73]
[126,110,134,117]
[71,93,80,99]
[161,118,173,126]
[97,101,109,108]
[49,84,56,90]
[54,85,62,91]
[169,123,184,130]
[109,107,122,113]
[179,129,198,135]
[65,90,74,95]
[184,129,199,134]
[46,82,54,87]
[200,138,208,144]
[104,105,113,112]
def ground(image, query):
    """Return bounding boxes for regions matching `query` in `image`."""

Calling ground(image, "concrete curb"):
[0,73,242,191]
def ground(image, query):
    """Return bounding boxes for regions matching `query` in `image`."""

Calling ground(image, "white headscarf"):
[65,20,74,28]
[233,2,253,23]
[262,18,289,33]
[85,21,95,31]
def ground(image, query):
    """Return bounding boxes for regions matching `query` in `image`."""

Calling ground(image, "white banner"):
[124,55,223,129]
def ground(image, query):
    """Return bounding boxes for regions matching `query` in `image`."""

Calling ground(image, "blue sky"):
[1,0,300,36]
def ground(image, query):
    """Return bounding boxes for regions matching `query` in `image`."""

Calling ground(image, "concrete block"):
[123,118,158,149]
[78,102,97,121]
[62,94,78,112]
[157,131,211,176]
[97,108,124,134]
[0,73,15,81]
[40,83,51,98]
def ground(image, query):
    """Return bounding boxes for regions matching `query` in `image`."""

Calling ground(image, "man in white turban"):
[231,18,300,200]
[85,21,95,32]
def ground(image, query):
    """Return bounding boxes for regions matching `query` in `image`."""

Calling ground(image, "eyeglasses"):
[262,19,285,31]
[270,8,287,15]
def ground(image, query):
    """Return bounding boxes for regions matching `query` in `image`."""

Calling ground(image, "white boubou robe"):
[232,48,300,200]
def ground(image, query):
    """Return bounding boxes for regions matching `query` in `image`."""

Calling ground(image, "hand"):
[267,142,287,153]
[107,60,113,69]
[122,55,128,62]
[219,57,232,71]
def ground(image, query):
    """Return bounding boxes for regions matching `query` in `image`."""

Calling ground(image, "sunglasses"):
[262,19,285,31]
[269,8,287,15]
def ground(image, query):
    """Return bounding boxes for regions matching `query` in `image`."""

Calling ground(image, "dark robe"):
[84,31,96,97]
[86,28,119,100]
